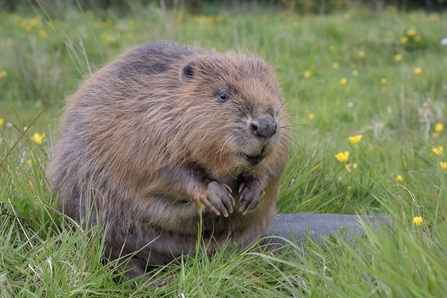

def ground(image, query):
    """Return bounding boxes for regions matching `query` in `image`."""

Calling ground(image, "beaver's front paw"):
[237,179,265,215]
[197,181,235,217]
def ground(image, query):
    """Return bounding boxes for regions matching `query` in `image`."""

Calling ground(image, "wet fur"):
[48,41,288,280]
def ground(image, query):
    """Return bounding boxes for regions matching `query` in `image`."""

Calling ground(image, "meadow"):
[0,3,447,297]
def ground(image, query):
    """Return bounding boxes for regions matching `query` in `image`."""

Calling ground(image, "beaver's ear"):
[180,59,197,81]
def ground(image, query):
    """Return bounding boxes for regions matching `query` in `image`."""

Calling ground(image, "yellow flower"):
[0,71,7,78]
[332,62,339,69]
[348,134,362,144]
[396,175,404,183]
[413,67,422,74]
[412,216,423,227]
[0,118,4,126]
[308,113,315,120]
[432,146,443,156]
[345,163,357,173]
[31,15,42,27]
[358,51,365,57]
[101,19,113,27]
[394,54,403,61]
[335,151,350,163]
[440,162,447,170]
[340,78,347,85]
[31,133,44,145]
[345,164,352,173]
[434,123,444,132]
[414,35,422,42]
[329,45,335,51]
[26,159,32,166]
[102,33,118,44]
[352,70,358,76]
[406,29,416,36]
[380,78,387,84]
[428,13,439,21]
[303,71,311,78]
[385,30,394,37]
[400,36,408,43]
[38,29,48,38]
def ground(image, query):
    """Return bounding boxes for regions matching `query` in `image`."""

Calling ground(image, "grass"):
[1,3,447,297]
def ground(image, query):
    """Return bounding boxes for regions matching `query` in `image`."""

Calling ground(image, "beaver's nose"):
[249,115,277,139]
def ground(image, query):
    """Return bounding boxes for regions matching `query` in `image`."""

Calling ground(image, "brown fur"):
[47,41,288,281]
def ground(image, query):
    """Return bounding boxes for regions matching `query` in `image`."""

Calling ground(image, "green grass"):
[1,3,447,297]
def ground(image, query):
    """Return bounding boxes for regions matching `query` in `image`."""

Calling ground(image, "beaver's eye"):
[218,92,228,103]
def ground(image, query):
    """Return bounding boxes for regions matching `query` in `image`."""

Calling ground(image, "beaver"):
[48,41,289,281]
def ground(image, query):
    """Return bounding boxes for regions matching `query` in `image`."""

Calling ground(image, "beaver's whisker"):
[217,133,237,179]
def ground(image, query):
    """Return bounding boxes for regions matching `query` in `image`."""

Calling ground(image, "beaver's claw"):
[237,179,265,215]
[198,181,235,217]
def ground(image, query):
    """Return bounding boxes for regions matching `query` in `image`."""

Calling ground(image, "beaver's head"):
[175,53,288,178]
